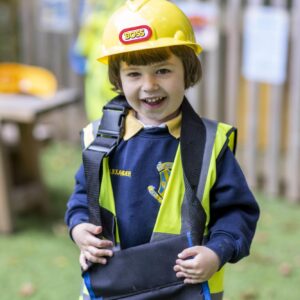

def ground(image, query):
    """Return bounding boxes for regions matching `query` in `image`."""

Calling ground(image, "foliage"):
[0,141,299,299]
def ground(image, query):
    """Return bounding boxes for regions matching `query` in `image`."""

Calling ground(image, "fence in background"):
[17,0,82,89]
[10,0,300,202]
[0,0,18,62]
[185,0,299,203]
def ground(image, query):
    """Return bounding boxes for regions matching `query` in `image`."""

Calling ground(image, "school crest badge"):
[148,162,173,203]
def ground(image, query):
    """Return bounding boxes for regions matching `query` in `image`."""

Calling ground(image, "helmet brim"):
[97,40,202,64]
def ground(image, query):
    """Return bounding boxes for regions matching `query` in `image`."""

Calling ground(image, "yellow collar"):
[123,110,181,141]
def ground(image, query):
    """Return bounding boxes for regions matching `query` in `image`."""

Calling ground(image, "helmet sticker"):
[119,25,152,44]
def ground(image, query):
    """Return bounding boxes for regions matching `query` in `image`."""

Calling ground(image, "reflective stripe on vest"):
[82,119,237,297]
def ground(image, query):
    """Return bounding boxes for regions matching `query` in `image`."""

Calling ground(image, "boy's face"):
[120,53,185,125]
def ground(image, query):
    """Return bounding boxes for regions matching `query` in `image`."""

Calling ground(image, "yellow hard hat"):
[0,63,57,98]
[98,0,202,64]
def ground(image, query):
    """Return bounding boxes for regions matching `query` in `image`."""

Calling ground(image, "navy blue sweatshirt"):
[65,115,259,268]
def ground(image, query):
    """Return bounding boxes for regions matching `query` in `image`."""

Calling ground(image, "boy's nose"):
[142,75,159,92]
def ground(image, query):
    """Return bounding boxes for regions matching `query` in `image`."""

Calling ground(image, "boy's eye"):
[156,68,171,75]
[126,72,141,77]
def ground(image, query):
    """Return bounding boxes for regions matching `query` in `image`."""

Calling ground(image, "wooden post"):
[204,48,220,120]
[34,0,48,69]
[184,0,208,116]
[264,0,287,196]
[243,0,263,188]
[224,0,241,126]
[18,122,49,212]
[286,0,300,202]
[0,122,13,233]
[198,0,220,120]
[18,0,35,64]
[244,81,260,188]
[68,0,82,89]
[18,123,41,180]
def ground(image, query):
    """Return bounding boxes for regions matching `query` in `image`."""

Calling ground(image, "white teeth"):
[143,97,164,103]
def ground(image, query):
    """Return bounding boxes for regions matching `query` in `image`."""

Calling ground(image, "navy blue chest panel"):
[109,128,179,249]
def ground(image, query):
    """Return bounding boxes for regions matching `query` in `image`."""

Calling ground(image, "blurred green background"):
[0,141,299,300]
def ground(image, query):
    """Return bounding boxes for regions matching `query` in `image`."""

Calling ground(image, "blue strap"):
[186,232,211,300]
[83,273,99,300]
[202,282,211,300]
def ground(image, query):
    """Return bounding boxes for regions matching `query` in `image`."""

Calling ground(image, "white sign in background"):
[242,6,289,85]
[39,0,72,33]
[175,1,219,52]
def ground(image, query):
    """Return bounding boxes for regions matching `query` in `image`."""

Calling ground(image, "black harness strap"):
[181,98,206,190]
[82,95,129,228]
[181,98,208,244]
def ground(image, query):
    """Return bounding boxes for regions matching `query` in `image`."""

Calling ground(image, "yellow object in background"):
[74,1,122,121]
[0,63,57,98]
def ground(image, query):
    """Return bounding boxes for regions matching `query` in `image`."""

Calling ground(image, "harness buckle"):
[87,104,128,156]
[98,105,127,141]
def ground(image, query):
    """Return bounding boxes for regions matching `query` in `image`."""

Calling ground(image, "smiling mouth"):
[141,96,166,105]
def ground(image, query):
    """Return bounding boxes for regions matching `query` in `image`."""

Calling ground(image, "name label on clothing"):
[110,168,132,177]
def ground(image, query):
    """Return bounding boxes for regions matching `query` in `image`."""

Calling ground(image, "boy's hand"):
[174,246,220,284]
[72,223,113,270]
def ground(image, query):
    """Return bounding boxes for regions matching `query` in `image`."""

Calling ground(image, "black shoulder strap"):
[82,95,129,228]
[181,99,218,245]
[181,98,206,191]
[181,99,219,202]
[181,98,212,244]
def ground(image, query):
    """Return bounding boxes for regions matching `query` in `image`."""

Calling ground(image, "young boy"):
[65,1,260,299]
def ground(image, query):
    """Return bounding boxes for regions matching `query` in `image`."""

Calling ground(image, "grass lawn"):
[1,141,299,299]
[224,194,300,300]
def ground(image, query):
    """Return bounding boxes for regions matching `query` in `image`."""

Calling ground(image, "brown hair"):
[108,46,202,93]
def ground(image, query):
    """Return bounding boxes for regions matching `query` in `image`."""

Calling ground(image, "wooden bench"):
[0,88,81,233]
